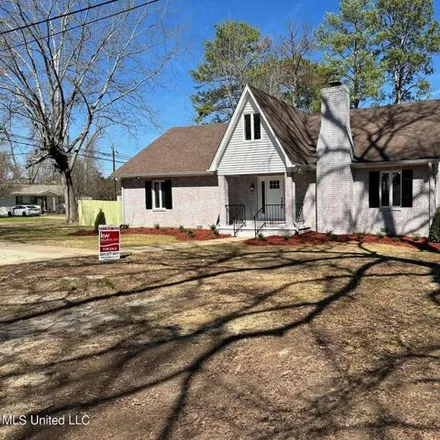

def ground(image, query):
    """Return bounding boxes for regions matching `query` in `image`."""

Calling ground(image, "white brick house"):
[114,83,440,237]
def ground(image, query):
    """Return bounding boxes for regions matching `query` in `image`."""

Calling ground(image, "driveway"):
[0,240,95,265]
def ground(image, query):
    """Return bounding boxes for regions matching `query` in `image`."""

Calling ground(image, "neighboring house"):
[113,82,440,237]
[0,184,64,213]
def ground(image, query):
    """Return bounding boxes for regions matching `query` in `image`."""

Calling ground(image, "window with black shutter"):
[244,113,261,140]
[146,180,172,210]
[369,169,413,208]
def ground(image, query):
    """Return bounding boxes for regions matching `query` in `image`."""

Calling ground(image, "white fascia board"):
[207,86,251,172]
[246,87,294,168]
[208,85,294,171]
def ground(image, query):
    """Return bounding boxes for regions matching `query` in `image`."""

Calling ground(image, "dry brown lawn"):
[0,242,439,440]
[0,217,177,249]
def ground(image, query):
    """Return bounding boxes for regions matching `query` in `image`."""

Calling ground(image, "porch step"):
[296,222,311,234]
[218,224,300,238]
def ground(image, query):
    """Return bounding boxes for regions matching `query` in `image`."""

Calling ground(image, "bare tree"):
[0,0,178,222]
[276,20,315,107]
[0,150,20,197]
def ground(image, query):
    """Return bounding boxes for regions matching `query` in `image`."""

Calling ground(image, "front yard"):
[0,242,439,439]
[0,216,178,249]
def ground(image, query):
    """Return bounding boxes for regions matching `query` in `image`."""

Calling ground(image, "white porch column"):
[284,172,295,228]
[218,174,229,226]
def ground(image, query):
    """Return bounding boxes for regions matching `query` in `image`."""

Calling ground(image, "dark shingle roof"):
[114,88,440,177]
[113,124,227,177]
[350,99,440,162]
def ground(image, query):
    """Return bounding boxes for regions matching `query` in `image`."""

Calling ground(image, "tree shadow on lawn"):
[0,243,439,440]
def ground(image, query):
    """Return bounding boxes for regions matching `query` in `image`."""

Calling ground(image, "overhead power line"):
[0,0,160,54]
[0,133,132,160]
[0,0,121,36]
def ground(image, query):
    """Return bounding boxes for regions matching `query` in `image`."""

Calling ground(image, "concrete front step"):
[218,224,311,237]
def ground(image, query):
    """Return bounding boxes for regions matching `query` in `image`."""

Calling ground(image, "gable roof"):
[113,124,226,177]
[114,87,440,178]
[248,86,318,166]
[12,184,63,196]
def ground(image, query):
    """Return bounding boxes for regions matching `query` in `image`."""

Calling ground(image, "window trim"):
[243,113,261,141]
[152,180,166,211]
[379,170,402,209]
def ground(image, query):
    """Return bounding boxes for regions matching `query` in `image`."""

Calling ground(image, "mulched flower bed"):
[70,227,230,241]
[245,231,440,252]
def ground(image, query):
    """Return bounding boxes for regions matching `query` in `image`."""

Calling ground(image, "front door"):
[259,176,284,222]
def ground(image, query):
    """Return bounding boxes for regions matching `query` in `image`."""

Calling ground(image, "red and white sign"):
[99,225,120,261]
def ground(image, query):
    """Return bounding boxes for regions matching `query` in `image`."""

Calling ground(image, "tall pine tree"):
[316,0,384,108]
[377,0,440,103]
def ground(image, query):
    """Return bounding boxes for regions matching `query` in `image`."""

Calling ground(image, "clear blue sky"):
[106,0,440,174]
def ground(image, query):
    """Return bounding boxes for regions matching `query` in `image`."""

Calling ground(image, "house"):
[0,184,64,213]
[113,82,440,237]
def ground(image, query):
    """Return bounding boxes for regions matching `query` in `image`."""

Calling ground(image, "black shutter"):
[369,171,380,208]
[145,181,152,209]
[164,180,173,209]
[402,169,413,207]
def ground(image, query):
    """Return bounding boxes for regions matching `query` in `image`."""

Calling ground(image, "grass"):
[0,242,438,439]
[0,216,177,249]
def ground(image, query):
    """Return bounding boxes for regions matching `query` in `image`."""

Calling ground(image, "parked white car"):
[8,205,41,217]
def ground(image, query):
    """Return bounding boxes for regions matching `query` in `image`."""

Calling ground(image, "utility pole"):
[111,144,117,201]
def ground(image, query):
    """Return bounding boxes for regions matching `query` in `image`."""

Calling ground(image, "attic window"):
[244,113,261,140]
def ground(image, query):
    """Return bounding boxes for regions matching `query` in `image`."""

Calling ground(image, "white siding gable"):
[217,98,287,175]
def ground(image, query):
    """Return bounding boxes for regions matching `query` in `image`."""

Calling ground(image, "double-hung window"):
[244,113,261,140]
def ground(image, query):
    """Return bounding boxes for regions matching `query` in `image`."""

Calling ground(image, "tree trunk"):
[62,170,78,223]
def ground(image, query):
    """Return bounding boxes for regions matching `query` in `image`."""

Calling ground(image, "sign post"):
[99,225,120,261]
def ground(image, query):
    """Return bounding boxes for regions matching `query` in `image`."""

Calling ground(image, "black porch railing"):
[225,204,245,237]
[254,203,285,237]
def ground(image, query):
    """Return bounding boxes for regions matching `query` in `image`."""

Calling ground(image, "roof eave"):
[351,158,440,168]
[114,171,215,179]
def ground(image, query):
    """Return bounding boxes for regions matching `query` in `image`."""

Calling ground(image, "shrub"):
[257,232,265,240]
[154,223,160,230]
[179,225,185,232]
[94,209,106,233]
[429,208,440,242]
[187,229,195,238]
[412,233,421,241]
[281,233,290,241]
[376,232,384,239]
[326,230,338,240]
[391,236,401,242]
[209,224,217,231]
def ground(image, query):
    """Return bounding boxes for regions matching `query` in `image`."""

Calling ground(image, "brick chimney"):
[316,83,354,234]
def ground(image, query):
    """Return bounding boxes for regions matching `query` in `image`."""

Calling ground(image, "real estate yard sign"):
[99,225,120,261]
